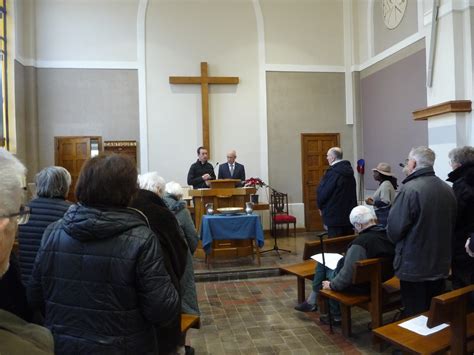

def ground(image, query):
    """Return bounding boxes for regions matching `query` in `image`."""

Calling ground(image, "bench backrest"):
[427,285,474,355]
[302,234,356,260]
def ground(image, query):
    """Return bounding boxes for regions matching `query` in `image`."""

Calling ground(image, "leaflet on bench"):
[398,315,449,336]
[311,253,343,270]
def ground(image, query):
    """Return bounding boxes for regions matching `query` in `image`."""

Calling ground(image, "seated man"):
[295,206,395,325]
[218,150,246,185]
[187,146,216,189]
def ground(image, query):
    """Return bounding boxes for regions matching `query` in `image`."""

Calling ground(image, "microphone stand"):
[318,231,333,334]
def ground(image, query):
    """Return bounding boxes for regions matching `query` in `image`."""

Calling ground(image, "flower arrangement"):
[244,177,266,190]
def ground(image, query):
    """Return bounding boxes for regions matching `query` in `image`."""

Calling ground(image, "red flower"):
[244,177,265,188]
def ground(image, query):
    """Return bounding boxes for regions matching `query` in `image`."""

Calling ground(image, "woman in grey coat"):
[163,181,199,316]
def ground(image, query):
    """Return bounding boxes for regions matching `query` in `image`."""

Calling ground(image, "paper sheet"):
[398,315,449,336]
[311,253,343,270]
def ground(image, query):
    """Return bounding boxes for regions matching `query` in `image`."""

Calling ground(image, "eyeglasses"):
[0,205,31,225]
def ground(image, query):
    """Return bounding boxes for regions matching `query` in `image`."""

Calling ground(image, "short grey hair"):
[349,205,376,226]
[409,146,435,169]
[328,147,343,160]
[35,166,71,198]
[165,181,183,200]
[0,148,26,215]
[448,146,474,165]
[138,172,166,196]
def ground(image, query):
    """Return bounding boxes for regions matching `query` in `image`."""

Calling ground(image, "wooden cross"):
[169,62,239,158]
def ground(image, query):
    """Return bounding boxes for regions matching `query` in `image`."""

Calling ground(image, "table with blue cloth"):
[200,214,265,265]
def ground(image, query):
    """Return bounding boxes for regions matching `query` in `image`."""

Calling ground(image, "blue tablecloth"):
[200,214,265,254]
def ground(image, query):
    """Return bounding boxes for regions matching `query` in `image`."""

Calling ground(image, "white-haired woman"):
[130,172,188,355]
[163,181,199,317]
[18,166,72,285]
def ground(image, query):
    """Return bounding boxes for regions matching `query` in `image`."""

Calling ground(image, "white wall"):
[18,0,139,64]
[145,0,261,186]
[260,0,344,66]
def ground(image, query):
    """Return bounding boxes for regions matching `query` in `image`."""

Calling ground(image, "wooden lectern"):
[189,179,256,260]
[189,179,255,230]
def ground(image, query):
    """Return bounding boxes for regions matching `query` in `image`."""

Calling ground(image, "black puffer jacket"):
[18,197,71,285]
[317,160,357,227]
[447,163,474,275]
[27,204,179,354]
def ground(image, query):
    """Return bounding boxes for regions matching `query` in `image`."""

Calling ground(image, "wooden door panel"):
[55,136,102,202]
[301,133,340,231]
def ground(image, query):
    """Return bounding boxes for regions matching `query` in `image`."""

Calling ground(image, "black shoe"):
[294,301,317,312]
[185,345,195,355]
[319,314,341,326]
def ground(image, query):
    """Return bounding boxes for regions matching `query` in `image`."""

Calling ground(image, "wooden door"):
[55,136,102,202]
[301,133,340,231]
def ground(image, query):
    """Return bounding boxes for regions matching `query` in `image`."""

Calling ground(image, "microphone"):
[399,163,405,168]
[215,162,219,167]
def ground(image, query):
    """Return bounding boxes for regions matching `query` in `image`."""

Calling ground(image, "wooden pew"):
[279,235,356,303]
[181,313,200,333]
[318,257,401,341]
[373,285,474,354]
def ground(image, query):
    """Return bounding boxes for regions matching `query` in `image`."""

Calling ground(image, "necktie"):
[230,164,234,176]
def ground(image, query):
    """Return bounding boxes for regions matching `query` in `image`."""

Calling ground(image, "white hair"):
[0,148,27,214]
[165,181,183,200]
[409,146,435,169]
[138,172,166,196]
[349,205,376,226]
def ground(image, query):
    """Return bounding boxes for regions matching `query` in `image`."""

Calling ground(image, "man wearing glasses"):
[387,146,457,318]
[0,148,54,353]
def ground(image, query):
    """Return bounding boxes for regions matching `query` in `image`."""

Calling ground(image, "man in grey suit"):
[218,150,246,183]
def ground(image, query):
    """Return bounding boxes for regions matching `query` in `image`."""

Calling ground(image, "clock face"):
[383,0,407,30]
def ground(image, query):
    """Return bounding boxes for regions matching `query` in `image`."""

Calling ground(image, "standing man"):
[218,150,246,182]
[387,146,457,317]
[187,146,216,189]
[317,147,357,237]
[295,147,357,312]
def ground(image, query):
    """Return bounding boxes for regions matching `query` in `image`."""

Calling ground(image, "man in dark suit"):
[218,150,246,184]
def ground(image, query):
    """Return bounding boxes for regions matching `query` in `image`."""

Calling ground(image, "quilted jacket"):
[27,204,179,354]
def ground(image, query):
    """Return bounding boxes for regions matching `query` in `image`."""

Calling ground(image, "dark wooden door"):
[55,136,102,202]
[301,133,340,231]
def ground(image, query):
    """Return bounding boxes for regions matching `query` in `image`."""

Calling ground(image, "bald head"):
[327,147,343,165]
[226,150,237,164]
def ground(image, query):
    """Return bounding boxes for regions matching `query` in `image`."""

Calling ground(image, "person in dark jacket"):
[447,146,474,291]
[187,146,216,189]
[387,146,457,318]
[131,172,188,355]
[316,147,357,238]
[18,166,72,285]
[27,154,180,354]
[296,206,394,324]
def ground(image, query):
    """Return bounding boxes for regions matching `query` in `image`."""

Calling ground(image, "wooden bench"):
[279,234,356,303]
[319,257,401,341]
[373,285,474,354]
[181,314,200,334]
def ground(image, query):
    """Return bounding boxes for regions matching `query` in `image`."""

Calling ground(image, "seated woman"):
[18,166,72,285]
[27,154,180,354]
[130,172,188,355]
[163,181,199,317]
[365,163,397,226]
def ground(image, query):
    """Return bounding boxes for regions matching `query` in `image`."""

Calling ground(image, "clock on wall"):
[382,0,407,30]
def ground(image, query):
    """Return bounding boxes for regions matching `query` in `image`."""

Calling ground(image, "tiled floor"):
[189,233,397,354]
[188,276,396,354]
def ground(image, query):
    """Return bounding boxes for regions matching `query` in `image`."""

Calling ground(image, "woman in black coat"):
[28,155,180,354]
[131,172,189,355]
[447,146,474,290]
